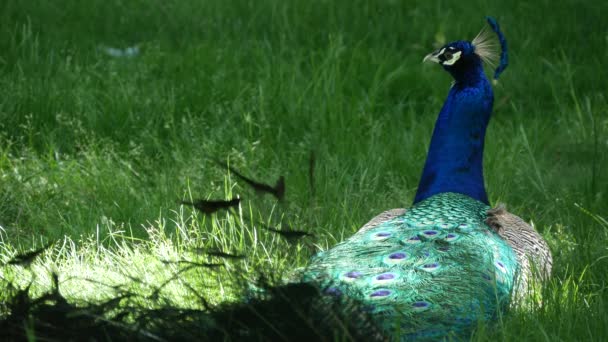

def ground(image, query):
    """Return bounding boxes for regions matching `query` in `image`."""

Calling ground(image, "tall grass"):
[1,0,607,340]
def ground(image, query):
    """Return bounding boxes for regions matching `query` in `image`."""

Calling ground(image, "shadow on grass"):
[0,267,381,341]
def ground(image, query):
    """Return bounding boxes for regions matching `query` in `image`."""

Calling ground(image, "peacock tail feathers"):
[302,192,519,339]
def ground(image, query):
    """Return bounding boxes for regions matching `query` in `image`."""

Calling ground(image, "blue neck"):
[414,59,493,204]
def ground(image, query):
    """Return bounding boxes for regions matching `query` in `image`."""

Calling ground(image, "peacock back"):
[303,192,519,340]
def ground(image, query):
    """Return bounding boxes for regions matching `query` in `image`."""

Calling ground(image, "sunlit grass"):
[0,197,314,309]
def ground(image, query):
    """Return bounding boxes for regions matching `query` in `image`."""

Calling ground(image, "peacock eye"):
[444,52,453,60]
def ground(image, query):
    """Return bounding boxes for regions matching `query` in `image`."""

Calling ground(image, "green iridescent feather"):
[302,193,518,340]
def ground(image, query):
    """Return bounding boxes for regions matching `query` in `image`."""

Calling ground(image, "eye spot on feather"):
[377,273,395,280]
[372,232,392,240]
[481,273,493,282]
[384,252,409,265]
[370,289,392,298]
[444,233,460,242]
[324,287,342,297]
[420,262,440,272]
[389,252,407,259]
[420,230,440,240]
[436,222,455,229]
[403,236,422,244]
[412,301,431,312]
[342,271,363,282]
[374,273,397,284]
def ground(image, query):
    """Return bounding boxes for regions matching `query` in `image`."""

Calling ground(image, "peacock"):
[299,17,553,340]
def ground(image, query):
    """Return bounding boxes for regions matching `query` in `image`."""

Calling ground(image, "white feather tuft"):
[472,25,499,68]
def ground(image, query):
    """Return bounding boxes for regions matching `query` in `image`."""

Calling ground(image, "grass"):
[0,0,607,340]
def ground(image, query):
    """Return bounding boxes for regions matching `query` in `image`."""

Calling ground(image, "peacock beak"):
[423,50,441,63]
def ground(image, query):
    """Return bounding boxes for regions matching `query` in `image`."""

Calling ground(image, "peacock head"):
[423,17,508,81]
[423,40,477,68]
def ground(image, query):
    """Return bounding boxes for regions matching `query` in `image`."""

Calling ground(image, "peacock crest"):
[472,24,500,68]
